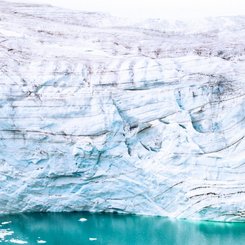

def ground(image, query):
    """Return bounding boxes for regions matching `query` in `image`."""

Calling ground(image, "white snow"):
[5,0,245,19]
[0,29,22,37]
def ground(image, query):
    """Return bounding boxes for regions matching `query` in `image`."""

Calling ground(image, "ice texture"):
[0,1,245,221]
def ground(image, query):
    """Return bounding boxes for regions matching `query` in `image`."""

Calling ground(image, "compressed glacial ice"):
[0,1,245,221]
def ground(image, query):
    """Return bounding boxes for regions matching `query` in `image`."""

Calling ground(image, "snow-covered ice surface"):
[0,1,245,221]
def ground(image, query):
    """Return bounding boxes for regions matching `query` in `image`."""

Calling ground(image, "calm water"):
[0,212,244,245]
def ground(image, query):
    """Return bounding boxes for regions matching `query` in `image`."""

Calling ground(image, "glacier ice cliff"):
[0,1,245,221]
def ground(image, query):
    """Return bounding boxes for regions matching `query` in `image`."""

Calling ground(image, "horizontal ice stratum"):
[0,1,245,221]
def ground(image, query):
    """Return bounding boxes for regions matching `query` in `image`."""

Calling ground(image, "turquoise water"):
[0,212,244,245]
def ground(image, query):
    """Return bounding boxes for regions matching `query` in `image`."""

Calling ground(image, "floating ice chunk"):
[89,238,97,241]
[37,240,47,244]
[1,221,12,225]
[78,218,87,222]
[0,229,14,239]
[9,238,28,244]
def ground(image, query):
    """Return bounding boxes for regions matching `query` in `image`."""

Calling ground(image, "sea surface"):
[0,212,244,245]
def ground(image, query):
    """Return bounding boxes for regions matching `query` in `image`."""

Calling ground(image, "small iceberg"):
[1,221,12,225]
[78,218,87,222]
[9,238,28,244]
[37,240,47,244]
[0,229,14,240]
[89,237,97,241]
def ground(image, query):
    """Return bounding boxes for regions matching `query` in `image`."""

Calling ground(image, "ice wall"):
[0,1,245,221]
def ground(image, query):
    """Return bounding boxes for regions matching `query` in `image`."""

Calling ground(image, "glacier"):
[0,1,245,221]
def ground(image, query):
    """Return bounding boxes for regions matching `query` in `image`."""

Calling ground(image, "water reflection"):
[0,212,244,244]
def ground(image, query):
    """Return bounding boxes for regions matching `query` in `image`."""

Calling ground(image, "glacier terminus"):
[0,1,245,221]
